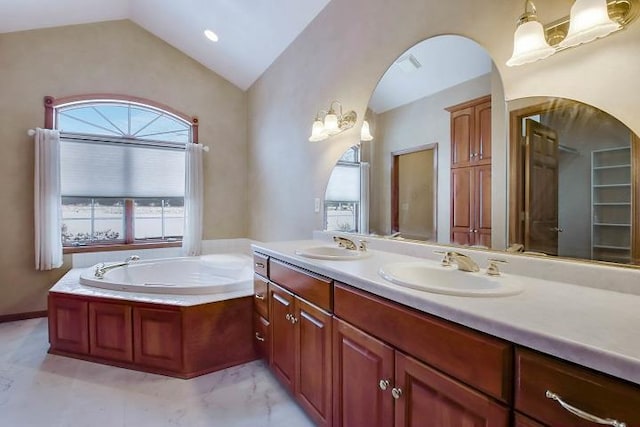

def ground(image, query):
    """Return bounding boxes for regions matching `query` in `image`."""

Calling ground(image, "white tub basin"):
[295,246,371,260]
[379,261,523,297]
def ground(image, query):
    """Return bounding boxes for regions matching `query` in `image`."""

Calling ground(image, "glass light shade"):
[324,113,339,135]
[309,119,327,142]
[559,0,621,48]
[506,20,556,66]
[360,120,374,141]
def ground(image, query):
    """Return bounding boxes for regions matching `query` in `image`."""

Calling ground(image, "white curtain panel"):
[360,162,370,235]
[182,143,204,256]
[34,128,63,270]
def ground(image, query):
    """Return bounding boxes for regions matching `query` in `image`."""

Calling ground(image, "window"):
[55,99,193,248]
[324,146,363,233]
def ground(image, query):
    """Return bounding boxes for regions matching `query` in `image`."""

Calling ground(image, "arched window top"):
[56,100,192,144]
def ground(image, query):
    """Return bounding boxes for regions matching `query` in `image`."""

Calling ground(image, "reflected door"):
[391,144,437,240]
[525,120,559,255]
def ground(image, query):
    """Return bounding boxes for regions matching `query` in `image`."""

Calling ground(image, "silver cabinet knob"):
[379,379,390,391]
[285,313,292,321]
[391,387,403,399]
[290,316,298,324]
[255,332,265,342]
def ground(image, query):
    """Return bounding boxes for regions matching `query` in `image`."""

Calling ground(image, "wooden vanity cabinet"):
[268,260,333,427]
[333,287,510,427]
[515,348,640,427]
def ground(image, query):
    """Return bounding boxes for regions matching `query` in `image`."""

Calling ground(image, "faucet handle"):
[486,258,508,276]
[433,250,452,267]
[358,240,368,251]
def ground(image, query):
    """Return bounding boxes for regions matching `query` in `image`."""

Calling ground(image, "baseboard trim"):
[0,310,48,324]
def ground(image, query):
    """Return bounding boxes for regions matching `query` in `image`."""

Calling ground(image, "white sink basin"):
[379,261,523,297]
[295,246,371,260]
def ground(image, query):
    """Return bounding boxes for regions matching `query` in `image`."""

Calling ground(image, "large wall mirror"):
[323,35,639,267]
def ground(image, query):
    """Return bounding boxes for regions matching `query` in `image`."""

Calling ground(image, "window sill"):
[63,241,182,254]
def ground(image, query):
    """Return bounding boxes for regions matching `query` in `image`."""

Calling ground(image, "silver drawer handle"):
[255,262,265,268]
[255,332,265,342]
[545,390,626,427]
[254,293,265,300]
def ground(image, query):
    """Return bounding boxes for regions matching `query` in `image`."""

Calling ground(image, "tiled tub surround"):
[253,235,640,386]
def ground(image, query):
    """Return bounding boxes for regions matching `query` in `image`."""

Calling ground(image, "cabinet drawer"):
[269,259,332,312]
[253,275,269,320]
[253,314,270,361]
[515,348,640,426]
[334,283,512,402]
[254,253,269,277]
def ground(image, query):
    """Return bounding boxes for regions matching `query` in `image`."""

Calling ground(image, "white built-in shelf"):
[593,164,631,170]
[591,146,632,262]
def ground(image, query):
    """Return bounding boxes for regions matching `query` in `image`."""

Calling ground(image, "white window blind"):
[60,139,186,198]
[325,164,361,202]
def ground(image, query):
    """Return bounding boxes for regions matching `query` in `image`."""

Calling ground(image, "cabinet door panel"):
[296,298,332,427]
[133,307,182,371]
[476,164,492,246]
[269,283,296,392]
[451,167,474,245]
[48,294,89,355]
[89,302,133,362]
[475,100,492,164]
[450,106,474,168]
[333,318,394,427]
[394,352,509,427]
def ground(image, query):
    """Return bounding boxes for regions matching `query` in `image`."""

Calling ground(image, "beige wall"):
[0,20,247,316]
[247,0,640,242]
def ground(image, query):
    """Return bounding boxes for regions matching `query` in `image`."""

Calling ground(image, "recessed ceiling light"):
[396,54,421,73]
[204,29,219,42]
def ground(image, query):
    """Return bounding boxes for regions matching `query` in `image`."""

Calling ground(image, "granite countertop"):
[252,239,640,386]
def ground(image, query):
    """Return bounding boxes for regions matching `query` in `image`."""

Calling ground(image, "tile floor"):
[0,318,314,427]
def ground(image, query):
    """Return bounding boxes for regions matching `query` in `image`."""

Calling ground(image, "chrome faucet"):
[445,251,480,273]
[333,236,367,251]
[94,255,140,279]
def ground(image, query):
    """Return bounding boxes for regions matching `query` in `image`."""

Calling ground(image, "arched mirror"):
[324,34,506,247]
[323,35,640,268]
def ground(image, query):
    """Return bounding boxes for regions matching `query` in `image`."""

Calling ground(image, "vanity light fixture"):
[308,101,357,142]
[506,0,639,66]
[360,120,374,141]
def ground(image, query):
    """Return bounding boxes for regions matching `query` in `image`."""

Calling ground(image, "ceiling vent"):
[395,54,422,73]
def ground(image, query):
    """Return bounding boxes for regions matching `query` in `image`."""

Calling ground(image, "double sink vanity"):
[251,235,640,427]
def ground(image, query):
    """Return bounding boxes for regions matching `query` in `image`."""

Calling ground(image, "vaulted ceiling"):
[0,0,331,90]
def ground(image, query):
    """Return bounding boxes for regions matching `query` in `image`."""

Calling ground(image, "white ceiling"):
[368,35,493,114]
[0,0,331,90]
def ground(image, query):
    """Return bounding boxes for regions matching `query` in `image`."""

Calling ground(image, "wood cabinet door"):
[89,301,133,362]
[475,100,492,165]
[48,294,89,354]
[269,283,296,392]
[253,313,270,362]
[295,298,333,427]
[451,106,475,168]
[475,164,492,247]
[394,352,509,427]
[133,307,183,371]
[333,318,394,427]
[451,167,474,245]
[514,413,547,427]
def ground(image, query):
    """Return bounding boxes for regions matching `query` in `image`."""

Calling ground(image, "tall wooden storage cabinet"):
[447,95,492,247]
